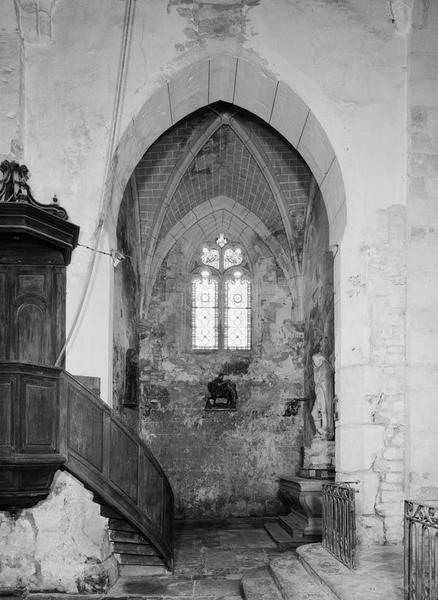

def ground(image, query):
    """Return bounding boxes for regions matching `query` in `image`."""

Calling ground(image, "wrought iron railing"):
[322,481,358,569]
[404,500,438,600]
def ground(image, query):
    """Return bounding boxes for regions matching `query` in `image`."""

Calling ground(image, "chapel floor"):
[107,519,281,599]
[106,520,405,600]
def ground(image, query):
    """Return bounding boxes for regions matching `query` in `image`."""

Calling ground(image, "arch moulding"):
[106,54,347,248]
[143,196,302,320]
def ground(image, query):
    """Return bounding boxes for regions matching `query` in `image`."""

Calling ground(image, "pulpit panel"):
[22,378,58,452]
[0,378,14,450]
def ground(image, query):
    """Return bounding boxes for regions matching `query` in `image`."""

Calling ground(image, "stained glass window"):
[191,235,251,351]
[224,247,242,270]
[201,247,219,269]
[224,271,251,350]
[192,270,218,350]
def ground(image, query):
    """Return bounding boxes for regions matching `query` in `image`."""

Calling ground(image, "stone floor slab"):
[107,576,194,598]
[203,549,240,574]
[218,530,276,550]
[194,577,241,597]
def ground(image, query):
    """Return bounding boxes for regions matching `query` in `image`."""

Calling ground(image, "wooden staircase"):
[97,498,169,575]
[0,362,174,575]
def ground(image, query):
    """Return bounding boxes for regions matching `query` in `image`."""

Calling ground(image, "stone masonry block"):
[169,60,209,124]
[134,85,173,156]
[375,500,404,517]
[383,447,403,461]
[269,81,309,148]
[362,424,385,470]
[233,59,278,123]
[320,158,346,226]
[336,366,369,424]
[380,490,404,504]
[358,471,380,514]
[208,54,237,104]
[337,425,363,472]
[297,112,335,185]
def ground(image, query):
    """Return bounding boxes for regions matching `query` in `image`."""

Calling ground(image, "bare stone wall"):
[139,237,304,519]
[0,471,111,593]
[406,0,438,502]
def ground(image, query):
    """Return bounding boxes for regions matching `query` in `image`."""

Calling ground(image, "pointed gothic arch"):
[106,55,346,251]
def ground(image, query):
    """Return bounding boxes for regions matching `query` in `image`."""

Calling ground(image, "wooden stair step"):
[109,529,149,544]
[93,494,166,571]
[264,522,299,550]
[99,504,123,519]
[115,553,164,566]
[113,541,157,556]
[108,518,138,533]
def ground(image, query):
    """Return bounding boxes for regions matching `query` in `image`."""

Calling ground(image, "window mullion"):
[218,275,224,349]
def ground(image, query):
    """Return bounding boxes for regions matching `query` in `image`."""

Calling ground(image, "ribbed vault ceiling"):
[134,102,315,285]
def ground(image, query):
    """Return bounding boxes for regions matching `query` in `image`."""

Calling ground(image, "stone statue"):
[206,373,237,409]
[124,348,139,408]
[311,351,334,439]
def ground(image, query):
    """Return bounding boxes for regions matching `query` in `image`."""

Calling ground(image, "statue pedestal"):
[302,435,335,471]
[277,437,335,541]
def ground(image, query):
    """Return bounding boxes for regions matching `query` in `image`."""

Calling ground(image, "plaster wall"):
[0,1,22,160]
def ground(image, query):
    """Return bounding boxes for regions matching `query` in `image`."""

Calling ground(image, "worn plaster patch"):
[167,0,259,51]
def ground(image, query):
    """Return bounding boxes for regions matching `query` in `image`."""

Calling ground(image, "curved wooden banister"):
[0,361,173,570]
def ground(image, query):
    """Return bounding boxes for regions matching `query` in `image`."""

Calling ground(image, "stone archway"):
[110,58,346,519]
[106,55,346,248]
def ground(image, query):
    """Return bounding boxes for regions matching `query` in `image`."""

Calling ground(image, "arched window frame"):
[190,236,252,351]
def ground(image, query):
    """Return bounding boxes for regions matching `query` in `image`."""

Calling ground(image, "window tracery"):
[191,235,251,350]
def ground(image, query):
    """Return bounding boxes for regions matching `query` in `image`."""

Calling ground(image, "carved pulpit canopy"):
[0,160,79,264]
[0,160,68,219]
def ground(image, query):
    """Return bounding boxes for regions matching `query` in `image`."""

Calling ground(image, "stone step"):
[279,514,302,537]
[115,553,164,566]
[117,564,169,577]
[241,567,283,600]
[278,515,321,544]
[264,522,299,551]
[270,554,333,600]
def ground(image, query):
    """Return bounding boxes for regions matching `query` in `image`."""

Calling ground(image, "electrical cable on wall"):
[54,0,136,367]
[77,243,128,267]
